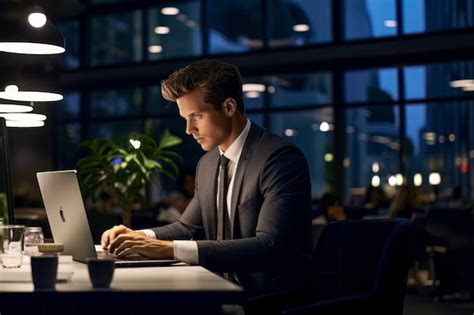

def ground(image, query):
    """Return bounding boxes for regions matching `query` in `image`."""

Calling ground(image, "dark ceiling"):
[0,0,83,20]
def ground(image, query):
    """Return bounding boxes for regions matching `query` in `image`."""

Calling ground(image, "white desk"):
[0,262,245,315]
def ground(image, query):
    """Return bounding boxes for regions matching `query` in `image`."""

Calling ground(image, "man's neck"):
[219,115,247,153]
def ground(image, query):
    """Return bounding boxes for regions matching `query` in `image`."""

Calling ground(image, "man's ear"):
[223,98,237,117]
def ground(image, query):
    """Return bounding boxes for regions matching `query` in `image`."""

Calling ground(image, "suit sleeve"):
[150,197,205,240]
[196,144,311,272]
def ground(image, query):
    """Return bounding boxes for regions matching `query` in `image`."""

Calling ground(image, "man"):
[101,59,312,297]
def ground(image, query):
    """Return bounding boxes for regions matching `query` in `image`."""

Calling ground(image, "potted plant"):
[76,130,182,227]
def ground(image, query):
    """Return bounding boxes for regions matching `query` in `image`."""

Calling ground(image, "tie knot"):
[220,155,230,167]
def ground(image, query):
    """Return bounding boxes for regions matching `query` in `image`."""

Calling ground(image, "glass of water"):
[0,225,25,268]
[24,227,44,256]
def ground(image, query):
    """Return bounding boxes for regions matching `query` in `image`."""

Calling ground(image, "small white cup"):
[0,225,25,268]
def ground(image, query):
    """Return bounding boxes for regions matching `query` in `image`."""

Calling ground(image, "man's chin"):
[200,142,217,151]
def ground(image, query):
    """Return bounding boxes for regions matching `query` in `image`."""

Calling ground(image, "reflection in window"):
[92,89,143,118]
[243,77,265,110]
[345,106,400,202]
[404,0,474,34]
[344,0,397,40]
[405,61,474,100]
[404,66,426,100]
[147,2,202,60]
[269,72,332,107]
[406,102,474,200]
[344,68,398,103]
[57,124,81,169]
[91,11,142,65]
[208,0,263,54]
[90,121,142,140]
[269,0,332,47]
[269,108,334,198]
[57,20,80,69]
[57,93,80,121]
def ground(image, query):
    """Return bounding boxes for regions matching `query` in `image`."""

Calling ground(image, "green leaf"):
[76,129,183,225]
[158,129,182,150]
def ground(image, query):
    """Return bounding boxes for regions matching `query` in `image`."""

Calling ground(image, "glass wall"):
[270,108,334,197]
[55,0,474,204]
[58,20,80,70]
[405,101,474,201]
[207,0,264,54]
[345,105,400,201]
[147,2,202,60]
[403,0,474,34]
[268,0,332,47]
[343,0,397,40]
[90,11,142,65]
[91,88,143,118]
[53,0,474,68]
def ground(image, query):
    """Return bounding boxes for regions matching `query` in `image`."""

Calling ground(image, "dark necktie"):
[217,155,231,240]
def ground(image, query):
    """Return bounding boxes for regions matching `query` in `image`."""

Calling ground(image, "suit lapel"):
[203,149,220,240]
[230,123,263,238]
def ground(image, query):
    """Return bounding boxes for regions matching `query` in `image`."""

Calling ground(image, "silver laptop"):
[36,170,177,267]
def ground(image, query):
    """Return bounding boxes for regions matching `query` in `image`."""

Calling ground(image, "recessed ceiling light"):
[243,83,266,92]
[154,26,170,34]
[292,24,310,32]
[161,7,180,15]
[148,45,163,53]
[449,79,474,88]
[384,20,397,27]
[245,91,261,98]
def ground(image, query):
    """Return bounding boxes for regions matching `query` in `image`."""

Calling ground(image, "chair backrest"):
[309,219,413,314]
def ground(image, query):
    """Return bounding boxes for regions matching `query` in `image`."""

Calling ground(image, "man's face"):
[177,89,232,151]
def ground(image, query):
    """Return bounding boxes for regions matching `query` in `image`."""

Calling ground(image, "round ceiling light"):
[0,85,63,102]
[0,113,47,121]
[5,120,45,127]
[0,104,33,112]
[28,12,47,28]
[0,8,65,55]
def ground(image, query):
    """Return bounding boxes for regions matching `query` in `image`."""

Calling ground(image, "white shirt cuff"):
[139,229,157,239]
[173,240,199,264]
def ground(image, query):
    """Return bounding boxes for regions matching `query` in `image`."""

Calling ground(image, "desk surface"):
[0,262,245,305]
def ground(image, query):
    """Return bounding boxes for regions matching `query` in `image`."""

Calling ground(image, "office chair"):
[424,208,474,299]
[283,219,413,315]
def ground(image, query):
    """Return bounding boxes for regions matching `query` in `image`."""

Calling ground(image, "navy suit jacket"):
[152,122,312,296]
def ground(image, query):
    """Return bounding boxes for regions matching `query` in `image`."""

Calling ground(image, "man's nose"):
[186,121,195,135]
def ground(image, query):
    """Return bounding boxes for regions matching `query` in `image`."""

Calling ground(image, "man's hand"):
[101,225,144,250]
[109,234,174,260]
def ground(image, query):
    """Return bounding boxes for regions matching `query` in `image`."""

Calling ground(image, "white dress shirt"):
[141,119,252,264]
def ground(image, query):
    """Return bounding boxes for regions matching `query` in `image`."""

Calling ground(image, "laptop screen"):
[37,170,97,262]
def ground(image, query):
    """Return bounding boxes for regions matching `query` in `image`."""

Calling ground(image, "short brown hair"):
[161,59,244,113]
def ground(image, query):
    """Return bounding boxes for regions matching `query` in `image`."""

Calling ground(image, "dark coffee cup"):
[87,258,115,288]
[31,255,58,290]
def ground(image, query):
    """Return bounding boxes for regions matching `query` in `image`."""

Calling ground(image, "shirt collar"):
[219,119,251,164]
